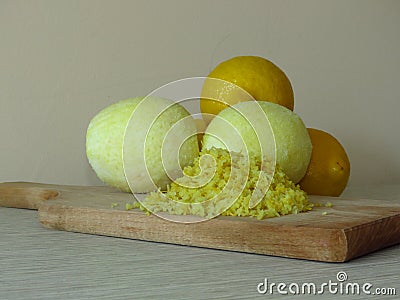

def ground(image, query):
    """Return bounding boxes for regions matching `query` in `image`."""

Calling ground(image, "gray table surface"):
[1,184,399,300]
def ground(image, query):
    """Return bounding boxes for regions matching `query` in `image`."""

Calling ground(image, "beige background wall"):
[1,0,399,189]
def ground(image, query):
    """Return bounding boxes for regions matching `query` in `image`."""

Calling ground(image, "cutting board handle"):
[0,182,60,210]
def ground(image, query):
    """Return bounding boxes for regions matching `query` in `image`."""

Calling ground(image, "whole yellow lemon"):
[298,128,350,196]
[200,56,294,123]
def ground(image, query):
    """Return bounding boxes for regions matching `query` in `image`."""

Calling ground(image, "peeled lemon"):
[202,101,312,183]
[86,97,199,193]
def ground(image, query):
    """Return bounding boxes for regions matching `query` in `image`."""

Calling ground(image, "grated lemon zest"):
[136,148,312,220]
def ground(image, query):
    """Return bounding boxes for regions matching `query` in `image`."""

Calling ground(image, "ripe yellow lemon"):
[200,56,294,122]
[299,128,350,196]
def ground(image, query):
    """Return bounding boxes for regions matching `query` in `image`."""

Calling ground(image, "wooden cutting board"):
[1,182,399,262]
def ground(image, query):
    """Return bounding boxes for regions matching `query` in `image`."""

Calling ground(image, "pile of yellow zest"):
[134,147,313,220]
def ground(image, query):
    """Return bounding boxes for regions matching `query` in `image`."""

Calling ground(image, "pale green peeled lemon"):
[202,101,312,183]
[86,97,199,193]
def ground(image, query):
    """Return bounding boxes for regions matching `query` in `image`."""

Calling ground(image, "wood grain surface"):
[1,182,400,263]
